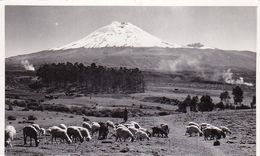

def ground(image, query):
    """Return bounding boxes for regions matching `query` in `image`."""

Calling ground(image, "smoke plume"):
[21,60,35,71]
[222,69,253,86]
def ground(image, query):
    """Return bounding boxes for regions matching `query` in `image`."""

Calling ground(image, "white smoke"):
[222,69,253,86]
[158,55,202,72]
[21,60,35,71]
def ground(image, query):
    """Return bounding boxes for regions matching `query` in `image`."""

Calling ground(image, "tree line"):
[178,86,255,113]
[35,62,145,93]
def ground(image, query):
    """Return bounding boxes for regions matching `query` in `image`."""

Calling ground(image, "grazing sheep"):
[74,126,91,141]
[5,125,16,147]
[152,127,168,137]
[185,125,203,137]
[124,123,134,128]
[40,128,46,136]
[128,126,139,136]
[136,130,150,141]
[82,122,92,131]
[220,126,231,134]
[199,123,211,131]
[188,122,200,128]
[49,127,72,144]
[115,127,134,142]
[130,121,141,129]
[139,127,152,137]
[58,124,67,130]
[91,122,101,135]
[31,124,41,131]
[106,120,115,128]
[160,124,170,134]
[23,125,39,147]
[67,126,84,143]
[98,122,109,140]
[203,127,226,140]
[47,126,60,134]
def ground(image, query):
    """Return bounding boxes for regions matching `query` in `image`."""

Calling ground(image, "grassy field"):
[4,69,256,155]
[5,107,256,156]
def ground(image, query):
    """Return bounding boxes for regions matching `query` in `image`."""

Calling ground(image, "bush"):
[111,109,123,118]
[83,117,90,121]
[158,111,170,116]
[7,115,16,121]
[215,102,225,110]
[8,104,13,111]
[22,108,30,111]
[236,104,251,109]
[28,115,37,120]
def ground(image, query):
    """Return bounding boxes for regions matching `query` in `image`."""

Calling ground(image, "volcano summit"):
[51,21,180,50]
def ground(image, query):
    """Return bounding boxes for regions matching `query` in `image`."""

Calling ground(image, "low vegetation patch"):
[7,115,16,121]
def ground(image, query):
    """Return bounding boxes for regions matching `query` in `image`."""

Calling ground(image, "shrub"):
[8,104,13,111]
[215,102,225,110]
[83,117,90,121]
[22,108,29,111]
[236,104,251,109]
[111,109,123,118]
[156,106,162,110]
[158,111,170,116]
[28,115,37,120]
[7,115,16,121]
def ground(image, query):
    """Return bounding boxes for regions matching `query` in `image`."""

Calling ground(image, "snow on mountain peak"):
[51,21,180,50]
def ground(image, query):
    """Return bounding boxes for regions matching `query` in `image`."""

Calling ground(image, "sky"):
[5,6,256,57]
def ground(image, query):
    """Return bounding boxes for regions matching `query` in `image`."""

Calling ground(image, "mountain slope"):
[6,47,256,72]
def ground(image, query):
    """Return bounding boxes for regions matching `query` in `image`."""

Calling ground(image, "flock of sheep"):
[5,120,170,148]
[5,120,231,149]
[185,122,232,143]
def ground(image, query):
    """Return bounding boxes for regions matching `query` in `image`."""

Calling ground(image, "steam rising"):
[158,55,202,72]
[21,60,35,71]
[222,69,253,86]
[158,57,253,87]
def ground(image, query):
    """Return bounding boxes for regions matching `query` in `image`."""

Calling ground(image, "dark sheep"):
[23,125,39,147]
[152,127,168,137]
[98,122,109,140]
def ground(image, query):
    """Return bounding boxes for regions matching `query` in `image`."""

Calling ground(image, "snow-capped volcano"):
[51,21,180,50]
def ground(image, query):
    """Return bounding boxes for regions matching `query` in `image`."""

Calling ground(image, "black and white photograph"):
[3,4,257,156]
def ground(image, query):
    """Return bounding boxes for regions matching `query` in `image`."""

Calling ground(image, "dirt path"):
[154,115,226,156]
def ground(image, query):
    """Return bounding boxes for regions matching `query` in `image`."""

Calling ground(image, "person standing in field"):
[123,108,128,123]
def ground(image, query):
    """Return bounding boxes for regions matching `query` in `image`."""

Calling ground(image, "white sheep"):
[106,120,115,128]
[58,124,67,130]
[130,121,141,129]
[40,128,46,136]
[74,126,91,141]
[5,125,16,147]
[115,127,134,142]
[91,122,101,135]
[185,125,203,137]
[136,130,150,141]
[128,126,139,136]
[67,126,84,143]
[83,122,92,131]
[203,126,226,140]
[49,127,72,144]
[219,126,231,134]
[188,122,200,128]
[139,127,152,137]
[31,124,41,131]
